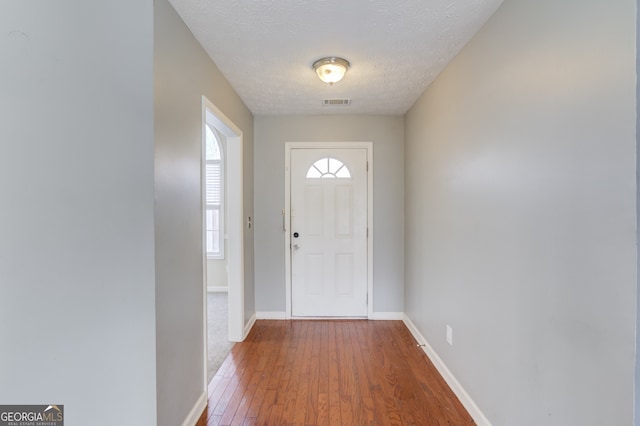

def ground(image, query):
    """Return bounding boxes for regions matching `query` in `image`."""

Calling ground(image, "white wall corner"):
[243,313,257,340]
[369,312,405,320]
[256,311,287,320]
[181,391,207,426]
[402,314,492,426]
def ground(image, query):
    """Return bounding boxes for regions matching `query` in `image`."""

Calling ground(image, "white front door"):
[290,148,368,317]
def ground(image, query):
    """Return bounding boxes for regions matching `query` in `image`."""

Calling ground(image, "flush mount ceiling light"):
[312,57,350,85]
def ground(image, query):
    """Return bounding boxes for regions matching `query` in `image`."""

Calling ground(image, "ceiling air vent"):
[323,98,351,106]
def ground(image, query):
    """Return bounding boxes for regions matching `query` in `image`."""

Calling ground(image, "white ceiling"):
[167,0,503,116]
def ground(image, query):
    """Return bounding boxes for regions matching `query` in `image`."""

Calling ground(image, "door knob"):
[293,232,299,238]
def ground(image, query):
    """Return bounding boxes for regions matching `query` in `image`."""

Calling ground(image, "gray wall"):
[404,0,636,425]
[254,115,404,314]
[0,2,157,425]
[636,1,640,424]
[207,258,228,288]
[154,1,254,425]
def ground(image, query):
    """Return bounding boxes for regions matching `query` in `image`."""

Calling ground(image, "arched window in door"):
[306,157,351,178]
[205,125,224,259]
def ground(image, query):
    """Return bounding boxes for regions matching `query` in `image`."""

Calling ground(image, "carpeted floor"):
[207,292,234,383]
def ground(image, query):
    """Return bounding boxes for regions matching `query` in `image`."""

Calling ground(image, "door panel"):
[291,148,367,317]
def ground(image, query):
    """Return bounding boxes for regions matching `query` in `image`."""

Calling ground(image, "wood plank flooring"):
[196,320,474,426]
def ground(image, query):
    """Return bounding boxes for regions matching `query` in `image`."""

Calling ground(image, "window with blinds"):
[205,125,224,259]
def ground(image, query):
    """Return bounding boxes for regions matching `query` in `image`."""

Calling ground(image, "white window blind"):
[206,163,222,204]
[205,125,224,259]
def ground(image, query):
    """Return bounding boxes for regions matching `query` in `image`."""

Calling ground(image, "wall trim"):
[202,95,245,343]
[207,286,229,293]
[403,314,492,426]
[369,312,404,320]
[256,311,287,320]
[255,312,403,320]
[243,313,257,339]
[181,391,207,426]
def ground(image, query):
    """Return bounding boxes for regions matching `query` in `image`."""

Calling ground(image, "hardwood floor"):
[196,320,474,426]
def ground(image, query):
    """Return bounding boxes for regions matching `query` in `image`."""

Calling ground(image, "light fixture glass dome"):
[313,57,350,85]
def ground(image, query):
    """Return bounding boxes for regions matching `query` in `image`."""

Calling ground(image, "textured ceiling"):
[167,0,503,116]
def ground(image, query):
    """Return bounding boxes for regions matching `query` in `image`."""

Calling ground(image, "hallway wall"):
[254,115,404,315]
[635,3,640,424]
[404,0,636,424]
[154,1,254,425]
[0,2,157,424]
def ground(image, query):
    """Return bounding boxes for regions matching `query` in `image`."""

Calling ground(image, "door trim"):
[284,142,373,319]
[201,96,245,389]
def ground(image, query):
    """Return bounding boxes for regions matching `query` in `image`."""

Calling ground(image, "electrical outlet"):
[446,325,453,346]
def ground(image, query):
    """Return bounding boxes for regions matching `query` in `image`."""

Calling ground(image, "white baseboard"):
[256,311,403,320]
[256,311,287,320]
[403,314,492,426]
[243,312,256,339]
[181,390,207,426]
[369,311,404,320]
[207,286,228,292]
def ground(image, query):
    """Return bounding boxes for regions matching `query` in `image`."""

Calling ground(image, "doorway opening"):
[202,96,245,388]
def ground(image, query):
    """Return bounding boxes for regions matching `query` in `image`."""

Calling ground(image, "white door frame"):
[284,141,373,319]
[201,97,245,382]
